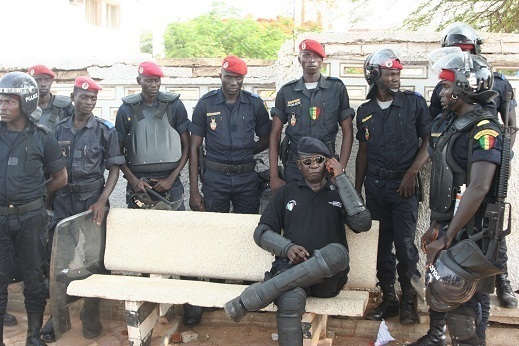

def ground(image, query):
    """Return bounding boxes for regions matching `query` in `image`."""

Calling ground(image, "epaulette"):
[51,95,72,109]
[280,79,299,89]
[356,100,370,113]
[326,76,343,83]
[200,89,219,100]
[242,90,259,98]
[95,116,114,129]
[157,91,180,103]
[493,72,506,80]
[403,90,423,97]
[121,93,142,105]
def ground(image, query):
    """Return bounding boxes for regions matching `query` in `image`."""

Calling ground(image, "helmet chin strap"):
[376,80,399,96]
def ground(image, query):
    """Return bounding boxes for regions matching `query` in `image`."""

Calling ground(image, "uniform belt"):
[205,160,256,173]
[63,178,105,193]
[367,162,407,179]
[0,198,45,216]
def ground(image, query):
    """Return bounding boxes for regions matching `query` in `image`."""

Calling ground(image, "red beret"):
[138,61,164,77]
[74,76,102,92]
[28,64,55,79]
[299,39,326,58]
[222,56,247,76]
[379,58,403,70]
[439,69,455,82]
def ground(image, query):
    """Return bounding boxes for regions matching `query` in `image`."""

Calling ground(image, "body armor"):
[122,92,182,173]
[38,95,72,132]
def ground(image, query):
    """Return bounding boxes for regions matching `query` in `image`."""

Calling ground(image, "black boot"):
[365,284,399,320]
[183,304,203,327]
[409,314,446,345]
[40,317,55,343]
[80,298,102,339]
[400,286,419,324]
[26,314,47,346]
[3,312,17,327]
[495,270,518,309]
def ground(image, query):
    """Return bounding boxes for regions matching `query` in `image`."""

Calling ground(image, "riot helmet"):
[425,240,503,312]
[0,72,39,115]
[364,48,403,99]
[440,22,482,55]
[429,47,497,105]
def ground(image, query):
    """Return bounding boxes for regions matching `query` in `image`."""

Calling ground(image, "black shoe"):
[365,284,399,321]
[409,316,446,346]
[496,274,518,309]
[3,313,17,327]
[40,317,55,343]
[400,287,419,325]
[182,304,203,327]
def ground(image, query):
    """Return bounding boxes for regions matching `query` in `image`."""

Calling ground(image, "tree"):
[140,31,153,55]
[403,0,519,33]
[163,3,321,59]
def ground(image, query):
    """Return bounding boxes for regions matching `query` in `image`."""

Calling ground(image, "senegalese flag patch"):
[309,107,321,120]
[474,129,499,150]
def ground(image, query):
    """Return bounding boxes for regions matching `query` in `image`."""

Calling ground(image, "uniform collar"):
[364,90,405,113]
[294,74,329,92]
[215,88,250,105]
[0,118,36,133]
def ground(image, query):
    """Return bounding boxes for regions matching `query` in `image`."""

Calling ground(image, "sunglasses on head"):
[299,156,327,166]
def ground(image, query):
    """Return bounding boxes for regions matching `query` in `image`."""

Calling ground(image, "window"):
[85,0,101,26]
[85,0,120,30]
[105,3,120,30]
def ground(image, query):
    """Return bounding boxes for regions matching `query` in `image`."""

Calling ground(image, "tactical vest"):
[429,109,498,221]
[122,92,182,173]
[37,95,72,132]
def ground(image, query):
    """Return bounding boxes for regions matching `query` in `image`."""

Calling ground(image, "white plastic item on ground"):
[374,320,395,346]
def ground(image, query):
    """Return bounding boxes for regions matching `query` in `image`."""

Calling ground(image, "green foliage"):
[403,0,519,33]
[140,31,153,54]
[163,6,321,59]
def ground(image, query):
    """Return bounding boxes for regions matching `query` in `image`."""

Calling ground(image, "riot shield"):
[50,208,109,344]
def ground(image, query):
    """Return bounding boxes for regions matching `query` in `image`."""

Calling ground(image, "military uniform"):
[34,93,74,133]
[428,105,503,342]
[190,88,271,213]
[272,75,354,182]
[0,120,65,318]
[356,90,430,289]
[116,92,190,209]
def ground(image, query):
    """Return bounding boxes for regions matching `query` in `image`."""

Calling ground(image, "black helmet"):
[0,72,39,115]
[364,48,402,99]
[440,22,482,55]
[425,240,503,312]
[430,48,497,104]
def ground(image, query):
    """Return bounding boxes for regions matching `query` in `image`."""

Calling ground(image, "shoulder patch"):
[95,116,114,129]
[477,120,490,127]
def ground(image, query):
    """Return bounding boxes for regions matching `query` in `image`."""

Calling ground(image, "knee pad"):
[447,306,477,343]
[276,287,306,317]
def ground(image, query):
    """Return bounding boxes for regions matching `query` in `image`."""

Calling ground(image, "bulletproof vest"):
[122,92,182,173]
[430,109,496,221]
[38,95,72,132]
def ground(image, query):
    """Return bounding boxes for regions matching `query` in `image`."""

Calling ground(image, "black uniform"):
[0,120,65,316]
[271,75,354,182]
[356,90,430,288]
[428,106,503,340]
[35,94,74,133]
[259,178,349,296]
[190,89,271,213]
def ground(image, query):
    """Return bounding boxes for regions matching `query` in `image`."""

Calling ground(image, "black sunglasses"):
[299,156,327,166]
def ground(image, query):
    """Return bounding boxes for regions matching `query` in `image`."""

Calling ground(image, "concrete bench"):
[50,208,378,346]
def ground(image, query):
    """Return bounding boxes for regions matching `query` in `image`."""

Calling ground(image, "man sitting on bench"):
[224,137,371,346]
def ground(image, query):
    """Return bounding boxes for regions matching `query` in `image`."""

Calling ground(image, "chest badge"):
[210,116,217,131]
[286,200,297,211]
[290,113,297,126]
[309,107,321,120]
[365,127,370,141]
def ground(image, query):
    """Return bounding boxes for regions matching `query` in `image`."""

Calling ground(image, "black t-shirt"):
[259,178,347,255]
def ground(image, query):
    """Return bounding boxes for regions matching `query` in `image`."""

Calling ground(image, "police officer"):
[0,72,67,346]
[429,22,517,309]
[189,55,271,214]
[411,50,503,346]
[116,61,190,210]
[269,39,355,192]
[355,48,431,324]
[40,77,124,342]
[224,137,370,346]
[27,65,74,132]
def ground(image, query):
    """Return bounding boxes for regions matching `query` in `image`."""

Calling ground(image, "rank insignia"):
[210,116,217,130]
[365,127,370,141]
[290,113,297,126]
[287,99,301,107]
[309,107,320,120]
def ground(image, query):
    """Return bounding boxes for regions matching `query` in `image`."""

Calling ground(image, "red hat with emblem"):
[299,39,326,58]
[138,61,164,77]
[28,64,56,79]
[222,56,247,76]
[379,58,403,70]
[74,76,102,92]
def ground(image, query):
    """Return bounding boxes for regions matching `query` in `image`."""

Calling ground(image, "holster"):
[279,136,289,166]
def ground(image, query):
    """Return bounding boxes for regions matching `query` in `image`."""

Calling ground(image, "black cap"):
[297,137,331,157]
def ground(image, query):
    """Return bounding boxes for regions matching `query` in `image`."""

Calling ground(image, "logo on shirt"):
[287,99,301,107]
[286,200,297,211]
[328,201,342,208]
